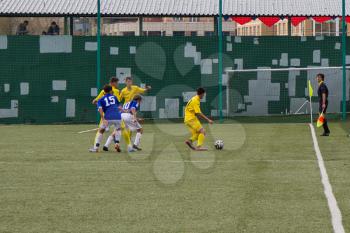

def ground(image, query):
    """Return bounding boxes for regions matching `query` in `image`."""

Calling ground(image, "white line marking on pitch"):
[309,123,345,233]
[77,128,99,134]
[0,159,318,165]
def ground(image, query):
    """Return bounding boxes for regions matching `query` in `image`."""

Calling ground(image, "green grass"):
[0,122,349,233]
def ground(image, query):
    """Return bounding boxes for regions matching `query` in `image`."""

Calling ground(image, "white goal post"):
[224,66,350,117]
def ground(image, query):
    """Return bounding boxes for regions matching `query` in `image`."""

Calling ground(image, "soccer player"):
[120,77,151,147]
[92,77,121,151]
[120,77,151,103]
[121,95,143,152]
[89,85,122,152]
[93,76,121,104]
[184,88,213,151]
[317,73,330,136]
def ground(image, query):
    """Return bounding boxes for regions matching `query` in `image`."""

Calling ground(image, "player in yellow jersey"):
[93,77,121,104]
[119,77,151,151]
[92,77,122,152]
[120,77,151,103]
[184,88,213,151]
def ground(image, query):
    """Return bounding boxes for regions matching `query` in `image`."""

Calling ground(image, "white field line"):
[77,128,99,134]
[0,160,320,165]
[309,123,345,233]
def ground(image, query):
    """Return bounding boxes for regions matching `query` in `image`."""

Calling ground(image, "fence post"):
[96,0,102,123]
[342,0,347,120]
[218,0,223,122]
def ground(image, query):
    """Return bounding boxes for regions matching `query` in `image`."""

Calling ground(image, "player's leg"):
[185,122,198,150]
[90,127,106,152]
[113,121,122,152]
[121,114,137,152]
[191,120,207,151]
[322,107,330,136]
[126,119,143,151]
[196,127,208,151]
[103,133,115,151]
[133,127,143,151]
[102,121,122,152]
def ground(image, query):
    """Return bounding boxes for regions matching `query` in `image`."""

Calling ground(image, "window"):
[189,17,200,22]
[204,31,214,36]
[222,31,230,36]
[147,31,162,36]
[173,31,185,36]
[173,17,183,22]
[190,31,198,36]
[123,31,135,36]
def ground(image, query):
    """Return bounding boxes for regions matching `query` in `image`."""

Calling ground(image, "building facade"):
[236,18,350,36]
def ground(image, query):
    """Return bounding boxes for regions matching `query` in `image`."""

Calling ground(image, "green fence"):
[0,36,349,124]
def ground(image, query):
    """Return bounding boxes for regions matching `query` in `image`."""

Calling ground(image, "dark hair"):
[197,87,205,95]
[125,77,132,82]
[317,73,325,81]
[110,77,119,83]
[133,95,142,101]
[103,84,112,93]
[24,20,29,24]
[51,21,56,25]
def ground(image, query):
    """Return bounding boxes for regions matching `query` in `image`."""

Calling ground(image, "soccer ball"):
[214,140,224,150]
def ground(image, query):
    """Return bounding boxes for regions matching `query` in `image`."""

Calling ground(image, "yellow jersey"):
[184,95,202,122]
[93,86,121,102]
[120,85,146,103]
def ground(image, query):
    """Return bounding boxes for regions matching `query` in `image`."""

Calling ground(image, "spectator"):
[16,20,29,35]
[42,31,47,35]
[47,22,60,35]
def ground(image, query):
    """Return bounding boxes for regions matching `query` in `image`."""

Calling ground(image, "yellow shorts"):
[185,120,203,133]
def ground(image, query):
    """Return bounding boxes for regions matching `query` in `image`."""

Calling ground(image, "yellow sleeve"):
[93,90,105,102]
[119,89,125,102]
[136,86,146,94]
[193,100,201,114]
[113,89,121,102]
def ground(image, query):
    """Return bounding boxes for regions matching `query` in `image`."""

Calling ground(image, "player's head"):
[133,94,142,103]
[125,77,133,87]
[109,76,119,88]
[316,73,325,83]
[103,84,113,94]
[24,20,29,25]
[197,87,206,99]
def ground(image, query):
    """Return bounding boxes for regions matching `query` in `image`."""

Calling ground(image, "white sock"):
[114,130,121,144]
[104,135,114,148]
[94,133,103,149]
[134,132,142,146]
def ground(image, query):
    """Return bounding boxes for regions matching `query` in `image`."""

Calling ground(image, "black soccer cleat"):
[103,146,109,151]
[321,132,330,137]
[133,144,142,151]
[185,140,195,150]
[115,144,121,153]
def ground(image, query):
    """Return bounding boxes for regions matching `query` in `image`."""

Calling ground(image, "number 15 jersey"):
[97,93,121,120]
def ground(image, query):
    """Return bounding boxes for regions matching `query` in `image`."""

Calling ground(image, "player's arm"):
[137,85,151,94]
[98,107,108,126]
[92,90,104,104]
[119,89,125,103]
[96,99,107,125]
[196,112,213,124]
[194,103,213,124]
[113,89,122,102]
[322,93,327,110]
[131,108,137,122]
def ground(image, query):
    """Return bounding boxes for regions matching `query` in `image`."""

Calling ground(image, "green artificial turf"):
[0,122,349,233]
